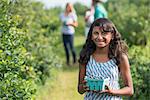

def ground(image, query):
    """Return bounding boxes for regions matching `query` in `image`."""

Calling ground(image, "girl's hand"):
[66,22,78,27]
[91,85,114,94]
[78,80,89,93]
[99,85,114,94]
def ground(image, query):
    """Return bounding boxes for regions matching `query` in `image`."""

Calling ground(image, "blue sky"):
[35,0,92,9]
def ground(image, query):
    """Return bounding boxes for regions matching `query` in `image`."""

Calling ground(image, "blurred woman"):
[60,3,78,66]
[93,0,108,20]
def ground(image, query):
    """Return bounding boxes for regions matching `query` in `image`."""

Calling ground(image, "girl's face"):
[66,4,72,13]
[92,26,113,48]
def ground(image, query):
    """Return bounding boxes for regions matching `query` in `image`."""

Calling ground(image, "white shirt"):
[60,12,77,35]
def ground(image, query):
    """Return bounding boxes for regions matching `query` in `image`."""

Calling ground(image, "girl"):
[60,3,78,65]
[78,18,133,99]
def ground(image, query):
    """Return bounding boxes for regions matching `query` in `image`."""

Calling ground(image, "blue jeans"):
[62,34,76,65]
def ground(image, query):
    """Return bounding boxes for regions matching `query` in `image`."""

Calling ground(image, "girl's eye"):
[93,32,99,35]
[101,31,106,36]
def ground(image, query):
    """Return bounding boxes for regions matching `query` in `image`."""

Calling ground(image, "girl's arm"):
[78,64,86,94]
[66,13,78,27]
[103,54,134,96]
[67,21,78,27]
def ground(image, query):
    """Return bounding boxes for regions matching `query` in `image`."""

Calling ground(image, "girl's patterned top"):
[84,56,122,100]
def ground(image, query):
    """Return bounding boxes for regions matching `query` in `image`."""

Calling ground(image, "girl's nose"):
[97,34,103,40]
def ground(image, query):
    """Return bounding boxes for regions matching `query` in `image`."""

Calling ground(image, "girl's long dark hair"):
[78,18,128,65]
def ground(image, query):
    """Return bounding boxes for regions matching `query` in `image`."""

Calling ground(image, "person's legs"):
[68,34,76,64]
[62,34,70,65]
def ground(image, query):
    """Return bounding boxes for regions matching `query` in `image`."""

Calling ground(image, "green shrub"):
[107,0,149,46]
[0,2,36,98]
[0,0,62,99]
[129,45,150,99]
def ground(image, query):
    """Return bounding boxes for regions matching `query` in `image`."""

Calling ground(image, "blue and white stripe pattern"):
[84,56,122,100]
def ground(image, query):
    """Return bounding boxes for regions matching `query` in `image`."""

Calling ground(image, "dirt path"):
[36,36,85,100]
[37,67,84,100]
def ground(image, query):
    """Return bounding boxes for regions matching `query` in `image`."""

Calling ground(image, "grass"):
[36,35,85,100]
